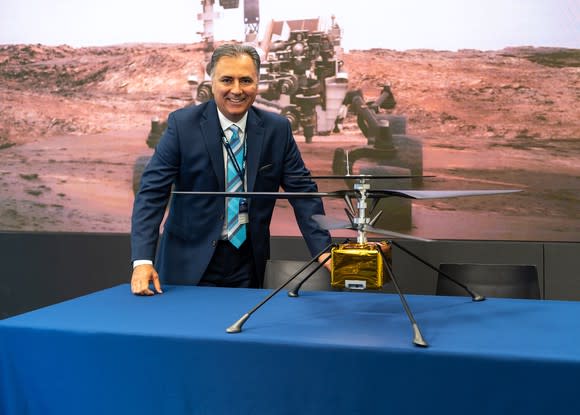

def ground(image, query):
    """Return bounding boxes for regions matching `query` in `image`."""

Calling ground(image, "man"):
[130,43,332,295]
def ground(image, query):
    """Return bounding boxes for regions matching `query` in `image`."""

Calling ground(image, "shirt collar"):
[217,109,248,135]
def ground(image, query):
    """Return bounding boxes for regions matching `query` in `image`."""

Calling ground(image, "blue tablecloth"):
[1,284,579,415]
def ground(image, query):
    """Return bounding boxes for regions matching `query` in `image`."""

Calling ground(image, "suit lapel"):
[246,108,265,192]
[200,101,225,190]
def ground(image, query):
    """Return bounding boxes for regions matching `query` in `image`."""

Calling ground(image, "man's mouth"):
[227,96,246,104]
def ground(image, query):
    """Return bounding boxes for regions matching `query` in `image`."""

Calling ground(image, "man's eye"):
[221,78,232,84]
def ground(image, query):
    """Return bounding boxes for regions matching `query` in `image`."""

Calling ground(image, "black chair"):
[263,260,332,291]
[436,263,541,300]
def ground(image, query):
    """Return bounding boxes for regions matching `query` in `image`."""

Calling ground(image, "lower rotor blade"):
[312,214,352,230]
[365,225,432,242]
[289,174,433,180]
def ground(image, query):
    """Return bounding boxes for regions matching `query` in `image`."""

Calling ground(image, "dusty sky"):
[1,0,579,50]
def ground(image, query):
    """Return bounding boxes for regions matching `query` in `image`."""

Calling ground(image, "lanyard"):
[221,128,246,190]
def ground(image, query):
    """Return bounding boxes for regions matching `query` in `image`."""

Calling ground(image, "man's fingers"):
[131,281,154,296]
[152,272,163,294]
[131,277,155,296]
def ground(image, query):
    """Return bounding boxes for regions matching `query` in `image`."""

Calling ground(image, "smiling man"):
[130,43,332,295]
[210,49,257,122]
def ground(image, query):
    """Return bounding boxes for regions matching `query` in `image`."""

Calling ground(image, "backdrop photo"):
[0,0,578,240]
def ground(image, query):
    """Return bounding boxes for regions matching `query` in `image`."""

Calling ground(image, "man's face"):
[211,54,258,122]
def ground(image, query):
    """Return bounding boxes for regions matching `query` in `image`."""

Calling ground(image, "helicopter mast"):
[354,179,370,244]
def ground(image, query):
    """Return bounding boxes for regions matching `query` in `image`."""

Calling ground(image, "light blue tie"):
[226,125,246,248]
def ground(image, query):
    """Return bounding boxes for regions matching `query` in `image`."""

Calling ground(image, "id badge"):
[238,199,249,224]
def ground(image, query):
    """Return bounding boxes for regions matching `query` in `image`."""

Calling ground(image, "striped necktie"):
[226,125,246,248]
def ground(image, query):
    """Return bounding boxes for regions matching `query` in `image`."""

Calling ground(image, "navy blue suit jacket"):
[131,100,332,285]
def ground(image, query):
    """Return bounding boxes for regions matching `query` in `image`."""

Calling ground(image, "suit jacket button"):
[220,214,225,220]
[212,240,217,247]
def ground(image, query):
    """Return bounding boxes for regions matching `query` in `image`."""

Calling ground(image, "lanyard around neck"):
[221,128,246,188]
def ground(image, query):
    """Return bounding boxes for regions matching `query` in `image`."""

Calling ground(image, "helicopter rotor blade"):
[312,214,353,230]
[367,189,521,200]
[172,190,348,199]
[289,174,434,180]
[173,189,521,200]
[312,214,433,242]
[365,225,433,242]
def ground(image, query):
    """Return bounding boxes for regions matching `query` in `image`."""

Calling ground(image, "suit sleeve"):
[280,122,333,256]
[130,112,181,262]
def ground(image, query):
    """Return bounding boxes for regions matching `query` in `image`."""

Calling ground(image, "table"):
[1,284,579,414]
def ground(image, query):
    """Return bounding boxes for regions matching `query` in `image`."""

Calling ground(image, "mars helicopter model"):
[173,165,520,347]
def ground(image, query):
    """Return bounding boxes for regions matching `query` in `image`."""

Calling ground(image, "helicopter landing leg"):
[288,239,349,297]
[287,255,332,298]
[389,240,485,301]
[226,242,336,333]
[378,247,428,347]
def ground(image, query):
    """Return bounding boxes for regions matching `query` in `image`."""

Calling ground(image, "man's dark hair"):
[208,44,261,77]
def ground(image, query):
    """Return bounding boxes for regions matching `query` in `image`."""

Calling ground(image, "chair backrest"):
[263,260,332,291]
[436,263,540,299]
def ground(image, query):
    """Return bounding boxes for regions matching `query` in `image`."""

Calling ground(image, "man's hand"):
[131,264,163,296]
[375,241,391,255]
[318,252,332,273]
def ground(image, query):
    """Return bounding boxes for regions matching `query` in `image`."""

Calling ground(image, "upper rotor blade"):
[172,191,345,199]
[172,189,520,200]
[367,189,521,199]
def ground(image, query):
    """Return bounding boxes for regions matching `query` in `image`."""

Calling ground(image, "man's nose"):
[231,80,242,94]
